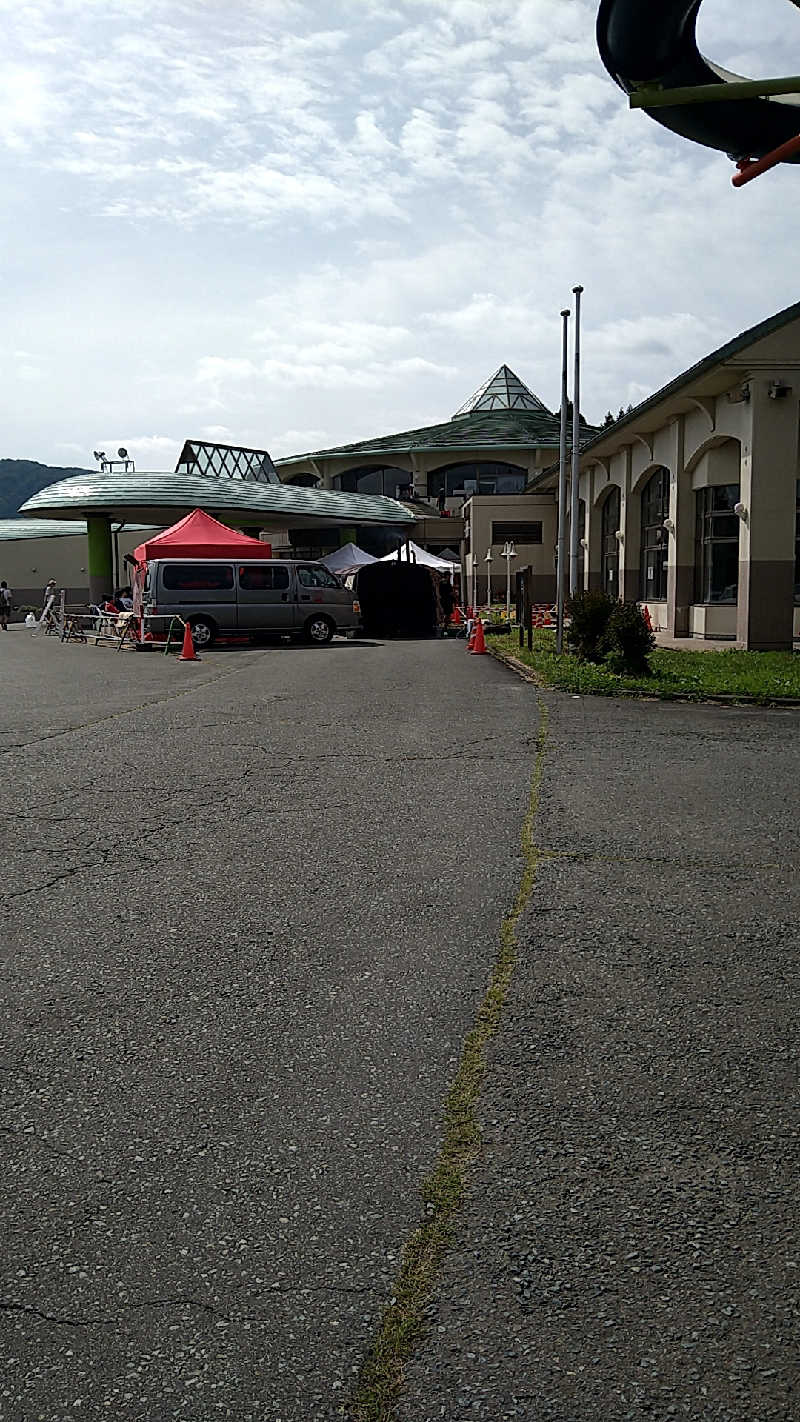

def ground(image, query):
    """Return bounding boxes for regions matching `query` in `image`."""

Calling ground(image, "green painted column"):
[87,515,113,606]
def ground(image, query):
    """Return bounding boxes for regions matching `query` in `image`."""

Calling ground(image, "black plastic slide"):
[597,0,800,162]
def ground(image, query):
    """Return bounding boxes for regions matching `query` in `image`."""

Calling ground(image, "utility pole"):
[569,285,584,597]
[556,308,570,654]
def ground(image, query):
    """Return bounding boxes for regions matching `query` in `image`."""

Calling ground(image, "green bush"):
[565,589,615,662]
[605,601,655,674]
[566,591,655,674]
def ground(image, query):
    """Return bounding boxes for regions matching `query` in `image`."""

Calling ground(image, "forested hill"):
[0,460,91,519]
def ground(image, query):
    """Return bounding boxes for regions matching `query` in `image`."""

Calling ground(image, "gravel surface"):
[399,692,800,1420]
[0,630,538,1420]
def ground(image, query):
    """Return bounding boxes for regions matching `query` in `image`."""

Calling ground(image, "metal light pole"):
[556,307,570,654]
[569,285,584,597]
[484,547,493,610]
[502,541,516,625]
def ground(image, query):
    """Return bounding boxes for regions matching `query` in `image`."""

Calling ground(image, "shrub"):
[565,589,616,662]
[604,600,655,675]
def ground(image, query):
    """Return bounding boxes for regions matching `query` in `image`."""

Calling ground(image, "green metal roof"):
[0,518,157,541]
[18,472,415,528]
[277,407,598,465]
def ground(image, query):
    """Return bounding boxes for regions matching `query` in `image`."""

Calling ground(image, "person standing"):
[0,580,11,630]
[42,578,57,611]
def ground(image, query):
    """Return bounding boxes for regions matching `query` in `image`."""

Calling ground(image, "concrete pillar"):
[620,448,639,602]
[87,515,113,606]
[665,417,692,636]
[737,378,798,650]
[587,465,603,591]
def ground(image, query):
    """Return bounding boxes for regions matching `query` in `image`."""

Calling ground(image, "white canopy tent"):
[378,540,455,572]
[320,543,378,577]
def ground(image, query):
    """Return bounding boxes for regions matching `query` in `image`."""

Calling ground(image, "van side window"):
[297,566,341,589]
[162,563,234,590]
[239,566,290,591]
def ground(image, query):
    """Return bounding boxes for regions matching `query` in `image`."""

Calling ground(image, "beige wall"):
[463,493,557,603]
[1,528,160,610]
[577,323,800,648]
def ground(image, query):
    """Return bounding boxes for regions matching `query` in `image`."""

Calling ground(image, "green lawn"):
[490,630,800,703]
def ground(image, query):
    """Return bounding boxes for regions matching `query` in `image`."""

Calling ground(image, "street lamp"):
[501,540,516,625]
[484,547,493,611]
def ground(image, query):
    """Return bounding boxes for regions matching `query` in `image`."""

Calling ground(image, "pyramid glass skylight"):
[454,365,551,416]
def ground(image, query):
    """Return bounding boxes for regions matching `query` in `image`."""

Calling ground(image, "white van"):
[143,558,361,648]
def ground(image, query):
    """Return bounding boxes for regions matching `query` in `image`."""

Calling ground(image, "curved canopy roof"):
[19,470,415,530]
[0,518,156,541]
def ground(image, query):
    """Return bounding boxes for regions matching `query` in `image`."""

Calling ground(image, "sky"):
[1,0,799,470]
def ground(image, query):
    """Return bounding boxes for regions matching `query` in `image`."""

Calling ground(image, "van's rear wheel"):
[189,616,216,649]
[303,615,334,645]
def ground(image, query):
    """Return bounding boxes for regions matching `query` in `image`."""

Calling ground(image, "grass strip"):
[346,701,549,1421]
[491,631,800,703]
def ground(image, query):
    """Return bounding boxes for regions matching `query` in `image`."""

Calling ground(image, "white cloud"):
[1,0,799,467]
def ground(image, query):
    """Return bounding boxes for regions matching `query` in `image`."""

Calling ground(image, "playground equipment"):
[597,0,800,184]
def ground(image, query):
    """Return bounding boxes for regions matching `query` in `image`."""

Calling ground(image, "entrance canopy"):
[133,509,269,563]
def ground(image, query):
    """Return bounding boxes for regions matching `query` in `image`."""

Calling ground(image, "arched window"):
[695,483,740,603]
[640,467,670,601]
[428,461,527,500]
[333,466,412,499]
[601,487,621,598]
[285,472,320,487]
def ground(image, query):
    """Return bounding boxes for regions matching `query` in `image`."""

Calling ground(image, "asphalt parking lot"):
[1,628,798,1420]
[0,629,536,1420]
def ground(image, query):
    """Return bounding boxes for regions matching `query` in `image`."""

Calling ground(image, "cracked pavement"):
[0,629,537,1419]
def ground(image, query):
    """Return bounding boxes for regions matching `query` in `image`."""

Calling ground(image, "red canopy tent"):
[133,508,271,563]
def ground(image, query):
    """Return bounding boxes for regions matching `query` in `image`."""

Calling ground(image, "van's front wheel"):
[188,616,216,649]
[303,615,334,645]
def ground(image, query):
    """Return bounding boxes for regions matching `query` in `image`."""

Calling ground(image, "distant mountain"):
[0,459,91,520]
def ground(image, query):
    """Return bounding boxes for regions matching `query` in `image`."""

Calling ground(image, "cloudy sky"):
[2,0,798,469]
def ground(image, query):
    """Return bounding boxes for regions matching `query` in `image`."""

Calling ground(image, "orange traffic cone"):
[469,618,487,655]
[178,621,200,661]
[642,604,653,631]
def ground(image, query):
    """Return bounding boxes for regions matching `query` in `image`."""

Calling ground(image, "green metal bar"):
[631,76,800,109]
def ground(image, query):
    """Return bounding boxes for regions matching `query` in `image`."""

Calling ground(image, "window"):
[428,461,528,499]
[695,484,740,603]
[491,521,542,544]
[601,487,621,597]
[333,466,411,498]
[238,565,289,591]
[640,467,670,602]
[162,563,233,591]
[297,565,341,589]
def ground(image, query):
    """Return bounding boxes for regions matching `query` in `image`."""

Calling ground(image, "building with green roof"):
[277,365,597,510]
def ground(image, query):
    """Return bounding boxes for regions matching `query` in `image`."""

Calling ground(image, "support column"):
[737,378,798,650]
[587,465,603,591]
[620,448,639,602]
[666,417,691,636]
[87,515,113,606]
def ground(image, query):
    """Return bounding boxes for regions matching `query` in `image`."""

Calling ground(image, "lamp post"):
[556,307,570,654]
[484,547,493,611]
[501,540,516,625]
[569,284,584,597]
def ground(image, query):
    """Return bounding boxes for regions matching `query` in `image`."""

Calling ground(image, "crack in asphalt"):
[0,656,268,755]
[0,1282,374,1329]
